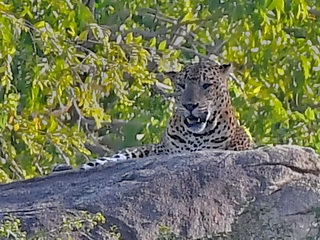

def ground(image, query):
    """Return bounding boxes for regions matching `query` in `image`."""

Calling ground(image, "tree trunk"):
[0,145,320,239]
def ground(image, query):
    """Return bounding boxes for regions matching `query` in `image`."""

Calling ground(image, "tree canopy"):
[0,0,319,182]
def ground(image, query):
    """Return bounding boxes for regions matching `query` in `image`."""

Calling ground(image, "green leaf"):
[47,116,58,133]
[126,32,133,44]
[268,0,284,20]
[0,66,6,73]
[300,55,311,79]
[149,37,156,47]
[78,30,89,41]
[77,3,94,23]
[34,21,46,28]
[134,35,142,44]
[158,40,166,51]
[277,68,284,75]
[181,12,194,23]
[305,107,315,121]
[268,0,284,12]
[0,169,10,183]
[252,86,261,94]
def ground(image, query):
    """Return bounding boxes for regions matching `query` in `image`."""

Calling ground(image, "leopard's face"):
[169,62,232,133]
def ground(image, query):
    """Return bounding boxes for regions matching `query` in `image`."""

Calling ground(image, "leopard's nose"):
[183,103,199,112]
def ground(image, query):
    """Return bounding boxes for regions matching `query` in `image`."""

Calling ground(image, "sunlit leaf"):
[181,12,194,23]
[253,86,261,94]
[305,107,315,120]
[300,55,311,79]
[158,40,166,51]
[149,37,157,47]
[126,32,133,44]
[34,21,46,28]
[13,123,19,131]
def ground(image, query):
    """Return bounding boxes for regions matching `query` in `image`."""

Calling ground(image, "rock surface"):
[0,145,320,239]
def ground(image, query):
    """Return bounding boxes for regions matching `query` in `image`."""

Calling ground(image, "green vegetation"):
[0,216,26,239]
[0,0,319,181]
[0,216,225,240]
[0,212,121,240]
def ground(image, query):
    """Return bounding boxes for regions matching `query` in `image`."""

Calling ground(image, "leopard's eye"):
[202,83,213,89]
[177,83,185,89]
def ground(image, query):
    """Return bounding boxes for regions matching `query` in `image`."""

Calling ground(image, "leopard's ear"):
[164,71,180,82]
[219,63,233,74]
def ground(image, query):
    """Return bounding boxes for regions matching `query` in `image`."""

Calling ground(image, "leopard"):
[54,61,253,172]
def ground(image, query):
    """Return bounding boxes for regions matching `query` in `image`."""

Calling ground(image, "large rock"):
[0,145,319,239]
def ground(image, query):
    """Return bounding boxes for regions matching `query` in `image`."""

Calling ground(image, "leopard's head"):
[167,61,232,133]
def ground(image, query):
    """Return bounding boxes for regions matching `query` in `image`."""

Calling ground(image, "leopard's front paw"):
[52,164,73,172]
[80,154,127,171]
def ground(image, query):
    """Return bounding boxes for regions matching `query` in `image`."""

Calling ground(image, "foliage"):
[0,0,320,181]
[0,215,27,239]
[0,212,121,240]
[0,0,175,181]
[157,225,182,240]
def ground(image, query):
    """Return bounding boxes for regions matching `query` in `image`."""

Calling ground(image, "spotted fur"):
[79,61,253,170]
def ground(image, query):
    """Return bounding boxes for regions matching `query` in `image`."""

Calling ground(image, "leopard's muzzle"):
[183,111,210,133]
